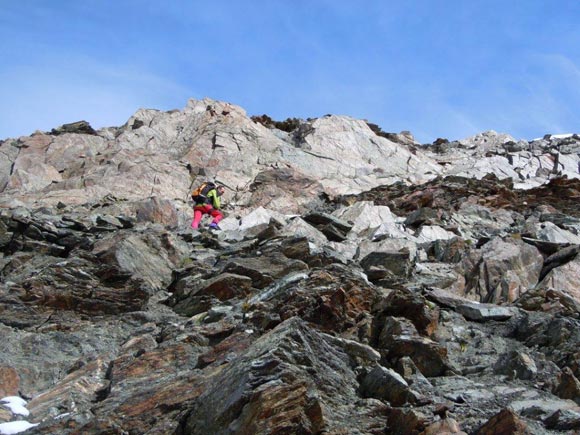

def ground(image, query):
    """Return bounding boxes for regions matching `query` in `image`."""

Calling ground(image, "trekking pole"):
[184,162,203,203]
[215,180,236,192]
[229,179,252,208]
[185,177,197,203]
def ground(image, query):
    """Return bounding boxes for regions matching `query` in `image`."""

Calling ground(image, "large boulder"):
[182,317,389,434]
[333,201,399,238]
[537,252,580,301]
[424,130,580,189]
[461,237,543,303]
[92,229,189,291]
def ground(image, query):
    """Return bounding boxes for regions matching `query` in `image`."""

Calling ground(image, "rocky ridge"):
[0,98,580,434]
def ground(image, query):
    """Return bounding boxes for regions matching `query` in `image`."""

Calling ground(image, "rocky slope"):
[1,98,580,434]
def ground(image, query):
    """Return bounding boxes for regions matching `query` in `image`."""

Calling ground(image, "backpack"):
[191,181,216,203]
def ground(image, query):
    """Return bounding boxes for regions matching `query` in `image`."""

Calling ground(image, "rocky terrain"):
[1,98,580,434]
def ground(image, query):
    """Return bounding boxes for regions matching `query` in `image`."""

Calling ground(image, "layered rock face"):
[0,98,441,216]
[1,98,580,434]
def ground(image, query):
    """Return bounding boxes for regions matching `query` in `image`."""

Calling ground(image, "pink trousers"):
[191,204,223,229]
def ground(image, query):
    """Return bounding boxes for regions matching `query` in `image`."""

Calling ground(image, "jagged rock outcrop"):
[0,98,442,219]
[2,99,578,220]
[422,131,580,189]
[1,98,580,434]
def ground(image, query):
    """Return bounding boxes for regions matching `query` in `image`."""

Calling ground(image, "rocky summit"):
[1,98,580,434]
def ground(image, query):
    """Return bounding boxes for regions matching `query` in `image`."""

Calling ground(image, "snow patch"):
[532,133,574,141]
[0,397,29,417]
[0,421,39,435]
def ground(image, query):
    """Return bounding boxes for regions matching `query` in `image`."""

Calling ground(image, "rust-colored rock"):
[273,267,381,334]
[554,367,580,404]
[374,315,451,378]
[375,287,440,337]
[421,417,467,435]
[387,335,451,377]
[136,196,178,228]
[475,408,529,435]
[28,358,111,418]
[197,331,254,368]
[226,380,324,435]
[110,342,199,383]
[387,408,430,435]
[0,366,19,397]
[62,373,205,435]
[199,273,253,301]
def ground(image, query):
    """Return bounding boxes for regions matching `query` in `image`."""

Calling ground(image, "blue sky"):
[1,1,578,143]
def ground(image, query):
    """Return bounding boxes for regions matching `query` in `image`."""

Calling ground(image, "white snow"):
[0,397,29,417]
[0,397,39,435]
[532,133,574,141]
[0,421,39,435]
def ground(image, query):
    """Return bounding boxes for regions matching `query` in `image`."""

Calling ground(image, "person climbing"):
[191,182,226,230]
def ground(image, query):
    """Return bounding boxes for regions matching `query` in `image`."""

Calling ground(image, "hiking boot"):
[208,223,221,231]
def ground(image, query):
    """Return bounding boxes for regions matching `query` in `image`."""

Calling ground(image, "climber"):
[191,183,226,230]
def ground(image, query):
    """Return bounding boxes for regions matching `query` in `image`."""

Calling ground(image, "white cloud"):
[534,52,579,80]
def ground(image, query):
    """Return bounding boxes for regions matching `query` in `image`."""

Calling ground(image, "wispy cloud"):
[490,52,580,138]
[0,56,190,139]
[1,1,578,143]
[530,53,580,96]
